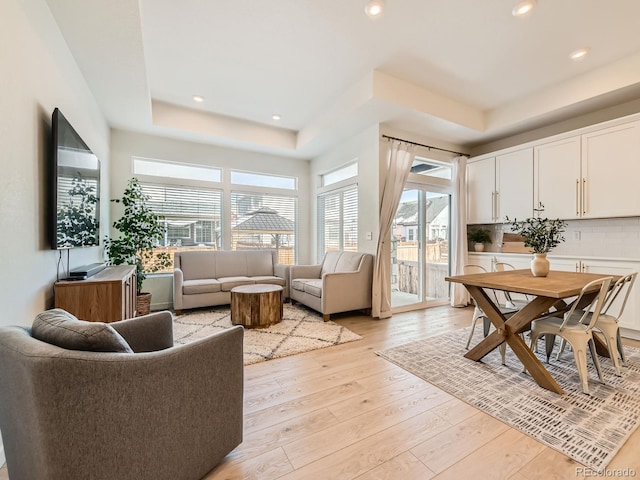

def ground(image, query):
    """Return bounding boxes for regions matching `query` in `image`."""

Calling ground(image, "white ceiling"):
[46,0,640,159]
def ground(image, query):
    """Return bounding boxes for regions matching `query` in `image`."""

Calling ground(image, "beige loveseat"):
[173,250,288,314]
[289,251,374,321]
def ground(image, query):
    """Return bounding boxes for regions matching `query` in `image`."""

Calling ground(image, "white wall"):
[310,125,380,261]
[109,129,311,310]
[0,0,111,467]
[0,0,110,327]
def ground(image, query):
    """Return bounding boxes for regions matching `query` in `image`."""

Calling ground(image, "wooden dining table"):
[446,269,618,394]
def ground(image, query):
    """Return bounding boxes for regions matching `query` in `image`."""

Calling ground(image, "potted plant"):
[467,227,492,252]
[104,178,171,315]
[506,204,567,277]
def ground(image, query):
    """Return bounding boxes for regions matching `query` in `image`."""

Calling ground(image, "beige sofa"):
[289,251,374,321]
[173,249,288,314]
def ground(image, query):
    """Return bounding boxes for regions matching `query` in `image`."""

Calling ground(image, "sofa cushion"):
[302,279,323,298]
[218,276,254,291]
[321,251,343,275]
[291,278,308,292]
[183,279,222,295]
[179,251,216,280]
[251,276,286,287]
[291,279,323,298]
[216,251,248,278]
[245,251,275,277]
[32,309,133,353]
[335,252,364,272]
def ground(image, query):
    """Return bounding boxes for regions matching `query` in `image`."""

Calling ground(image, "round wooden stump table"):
[230,284,283,328]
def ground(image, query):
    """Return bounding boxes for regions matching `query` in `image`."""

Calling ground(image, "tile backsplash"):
[478,217,640,260]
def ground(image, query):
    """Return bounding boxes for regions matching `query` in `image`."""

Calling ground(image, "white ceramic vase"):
[531,253,550,277]
[473,243,485,252]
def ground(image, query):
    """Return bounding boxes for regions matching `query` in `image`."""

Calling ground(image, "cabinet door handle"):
[495,192,499,221]
[575,179,580,217]
[582,178,587,215]
[491,192,495,221]
[575,263,579,272]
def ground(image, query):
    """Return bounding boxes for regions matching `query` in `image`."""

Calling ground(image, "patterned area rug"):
[376,327,640,471]
[173,304,362,365]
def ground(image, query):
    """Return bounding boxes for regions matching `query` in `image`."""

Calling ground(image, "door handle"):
[575,179,580,217]
[582,178,587,215]
[494,192,499,221]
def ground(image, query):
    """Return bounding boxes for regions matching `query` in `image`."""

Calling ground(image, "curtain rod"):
[381,134,468,157]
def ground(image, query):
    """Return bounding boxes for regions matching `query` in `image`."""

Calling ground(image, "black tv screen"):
[51,108,100,249]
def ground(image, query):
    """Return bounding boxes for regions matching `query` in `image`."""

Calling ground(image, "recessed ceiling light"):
[365,0,384,18]
[569,48,590,61]
[272,114,281,121]
[512,0,536,17]
[192,95,204,103]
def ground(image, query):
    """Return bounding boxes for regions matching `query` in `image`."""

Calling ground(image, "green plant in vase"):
[506,204,567,277]
[467,227,492,252]
[104,178,171,315]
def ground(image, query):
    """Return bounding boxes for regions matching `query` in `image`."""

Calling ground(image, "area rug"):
[173,304,362,365]
[376,327,640,471]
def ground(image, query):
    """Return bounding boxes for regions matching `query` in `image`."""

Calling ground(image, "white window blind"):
[140,183,223,272]
[230,191,297,265]
[318,185,358,261]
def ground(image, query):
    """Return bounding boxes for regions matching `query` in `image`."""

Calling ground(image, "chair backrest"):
[463,264,487,275]
[601,272,637,320]
[493,261,515,272]
[561,276,613,330]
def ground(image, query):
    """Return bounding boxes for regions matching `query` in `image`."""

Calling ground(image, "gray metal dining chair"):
[530,276,613,394]
[556,272,637,376]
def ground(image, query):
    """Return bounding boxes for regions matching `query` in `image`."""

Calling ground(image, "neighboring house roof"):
[233,207,294,234]
[394,198,449,226]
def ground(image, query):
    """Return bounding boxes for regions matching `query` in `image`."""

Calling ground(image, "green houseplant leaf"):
[104,178,171,294]
[505,204,567,254]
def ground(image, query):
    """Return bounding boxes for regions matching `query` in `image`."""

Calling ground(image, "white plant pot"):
[473,243,485,252]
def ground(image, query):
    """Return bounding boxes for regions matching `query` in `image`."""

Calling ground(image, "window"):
[322,162,358,187]
[230,192,297,265]
[140,183,223,273]
[317,185,358,261]
[231,170,296,190]
[410,157,452,180]
[133,157,221,183]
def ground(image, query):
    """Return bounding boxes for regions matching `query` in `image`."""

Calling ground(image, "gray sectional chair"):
[290,251,374,321]
[0,310,244,480]
[173,249,288,314]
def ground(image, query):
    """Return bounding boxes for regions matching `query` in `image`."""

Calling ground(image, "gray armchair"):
[0,311,244,480]
[290,251,374,321]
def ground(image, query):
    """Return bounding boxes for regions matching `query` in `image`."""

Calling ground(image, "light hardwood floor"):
[2,305,638,479]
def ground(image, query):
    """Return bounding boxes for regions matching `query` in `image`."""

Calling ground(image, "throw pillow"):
[32,309,133,353]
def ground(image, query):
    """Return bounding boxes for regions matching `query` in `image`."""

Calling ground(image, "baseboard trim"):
[151,301,172,312]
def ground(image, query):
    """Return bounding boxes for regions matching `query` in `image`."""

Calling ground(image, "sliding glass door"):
[391,184,451,311]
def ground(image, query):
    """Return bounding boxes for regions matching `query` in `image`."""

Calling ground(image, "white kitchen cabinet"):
[467,148,533,224]
[533,120,640,220]
[467,157,495,224]
[534,136,581,220]
[581,120,640,218]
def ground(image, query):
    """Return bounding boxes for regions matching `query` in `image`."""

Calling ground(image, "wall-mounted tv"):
[51,108,100,250]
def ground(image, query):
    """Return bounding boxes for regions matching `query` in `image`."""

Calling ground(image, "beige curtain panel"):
[372,140,415,319]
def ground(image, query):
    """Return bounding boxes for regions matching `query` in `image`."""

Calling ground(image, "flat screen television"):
[51,108,100,249]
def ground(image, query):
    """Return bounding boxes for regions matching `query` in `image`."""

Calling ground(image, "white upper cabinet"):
[581,121,640,218]
[534,136,581,220]
[496,148,533,222]
[467,157,495,224]
[467,148,533,224]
